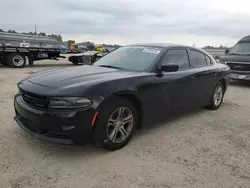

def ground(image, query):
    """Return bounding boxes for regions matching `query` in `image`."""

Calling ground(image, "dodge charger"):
[14,43,230,151]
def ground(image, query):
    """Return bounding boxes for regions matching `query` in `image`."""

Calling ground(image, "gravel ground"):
[0,59,250,188]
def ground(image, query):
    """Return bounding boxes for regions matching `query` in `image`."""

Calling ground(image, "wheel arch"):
[96,90,143,129]
[218,78,227,92]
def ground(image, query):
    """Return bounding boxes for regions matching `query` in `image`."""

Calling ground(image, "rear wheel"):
[28,58,34,66]
[207,81,225,110]
[1,56,9,65]
[8,53,26,68]
[71,60,79,65]
[93,98,138,151]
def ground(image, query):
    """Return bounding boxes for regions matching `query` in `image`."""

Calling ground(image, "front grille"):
[19,89,49,110]
[226,62,250,71]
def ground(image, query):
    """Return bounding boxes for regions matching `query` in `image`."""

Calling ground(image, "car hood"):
[220,55,250,63]
[25,65,143,88]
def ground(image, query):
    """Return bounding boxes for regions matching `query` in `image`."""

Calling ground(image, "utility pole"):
[35,25,37,34]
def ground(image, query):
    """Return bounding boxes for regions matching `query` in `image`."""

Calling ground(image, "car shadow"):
[20,106,206,158]
[20,132,108,158]
[230,80,250,88]
[135,106,205,137]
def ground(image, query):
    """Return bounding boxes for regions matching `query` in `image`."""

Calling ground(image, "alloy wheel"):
[107,107,134,144]
[213,85,223,106]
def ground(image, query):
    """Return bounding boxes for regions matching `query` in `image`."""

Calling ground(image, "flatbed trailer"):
[0,46,65,68]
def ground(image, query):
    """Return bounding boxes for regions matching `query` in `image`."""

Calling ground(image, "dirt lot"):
[0,59,250,188]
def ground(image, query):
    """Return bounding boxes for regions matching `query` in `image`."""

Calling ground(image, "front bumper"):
[14,94,95,145]
[230,71,250,80]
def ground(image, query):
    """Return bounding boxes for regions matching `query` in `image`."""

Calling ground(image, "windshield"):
[93,46,163,71]
[229,42,250,54]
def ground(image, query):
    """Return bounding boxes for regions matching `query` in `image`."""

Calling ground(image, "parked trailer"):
[0,46,65,68]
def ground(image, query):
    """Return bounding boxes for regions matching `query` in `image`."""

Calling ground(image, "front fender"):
[91,89,139,110]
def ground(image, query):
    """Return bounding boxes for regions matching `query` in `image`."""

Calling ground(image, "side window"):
[189,50,207,68]
[205,55,212,65]
[162,49,189,70]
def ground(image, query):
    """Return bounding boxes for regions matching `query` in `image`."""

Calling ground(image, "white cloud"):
[0,0,249,46]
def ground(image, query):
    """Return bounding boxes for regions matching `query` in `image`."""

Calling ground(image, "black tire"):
[7,53,26,68]
[28,59,34,66]
[207,81,225,110]
[1,56,8,65]
[93,98,138,151]
[71,60,79,65]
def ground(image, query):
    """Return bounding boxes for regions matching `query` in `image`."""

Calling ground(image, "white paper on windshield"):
[142,49,161,55]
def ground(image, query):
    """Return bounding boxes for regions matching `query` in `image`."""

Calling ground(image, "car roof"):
[127,43,194,49]
[127,43,208,52]
[129,43,175,47]
[125,43,213,58]
[239,36,250,43]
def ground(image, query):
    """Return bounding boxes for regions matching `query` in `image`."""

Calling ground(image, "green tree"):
[38,32,46,36]
[7,30,17,33]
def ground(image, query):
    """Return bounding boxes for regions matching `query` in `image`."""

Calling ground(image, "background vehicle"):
[95,44,110,53]
[20,41,30,47]
[14,43,230,151]
[68,51,105,65]
[0,32,59,47]
[55,44,68,51]
[0,46,65,67]
[95,44,104,52]
[66,40,80,53]
[220,35,250,80]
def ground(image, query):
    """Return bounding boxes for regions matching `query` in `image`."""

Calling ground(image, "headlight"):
[49,97,92,109]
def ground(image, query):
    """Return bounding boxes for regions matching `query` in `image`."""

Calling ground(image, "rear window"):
[189,50,207,68]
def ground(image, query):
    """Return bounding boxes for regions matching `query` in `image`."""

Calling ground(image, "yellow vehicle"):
[70,44,78,51]
[67,40,79,52]
[95,44,104,52]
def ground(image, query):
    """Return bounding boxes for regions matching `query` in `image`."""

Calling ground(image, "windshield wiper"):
[98,65,122,69]
[228,52,241,55]
[229,52,250,55]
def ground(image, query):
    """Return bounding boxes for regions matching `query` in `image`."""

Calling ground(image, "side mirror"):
[160,64,179,72]
[225,49,229,55]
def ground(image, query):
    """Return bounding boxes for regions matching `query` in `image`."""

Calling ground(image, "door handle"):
[189,76,196,80]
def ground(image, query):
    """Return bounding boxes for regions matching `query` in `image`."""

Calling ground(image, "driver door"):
[159,48,198,108]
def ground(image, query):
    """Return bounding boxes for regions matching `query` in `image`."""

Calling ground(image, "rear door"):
[188,49,218,106]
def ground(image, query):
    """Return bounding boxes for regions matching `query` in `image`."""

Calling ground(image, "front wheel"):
[93,98,138,151]
[207,81,225,110]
